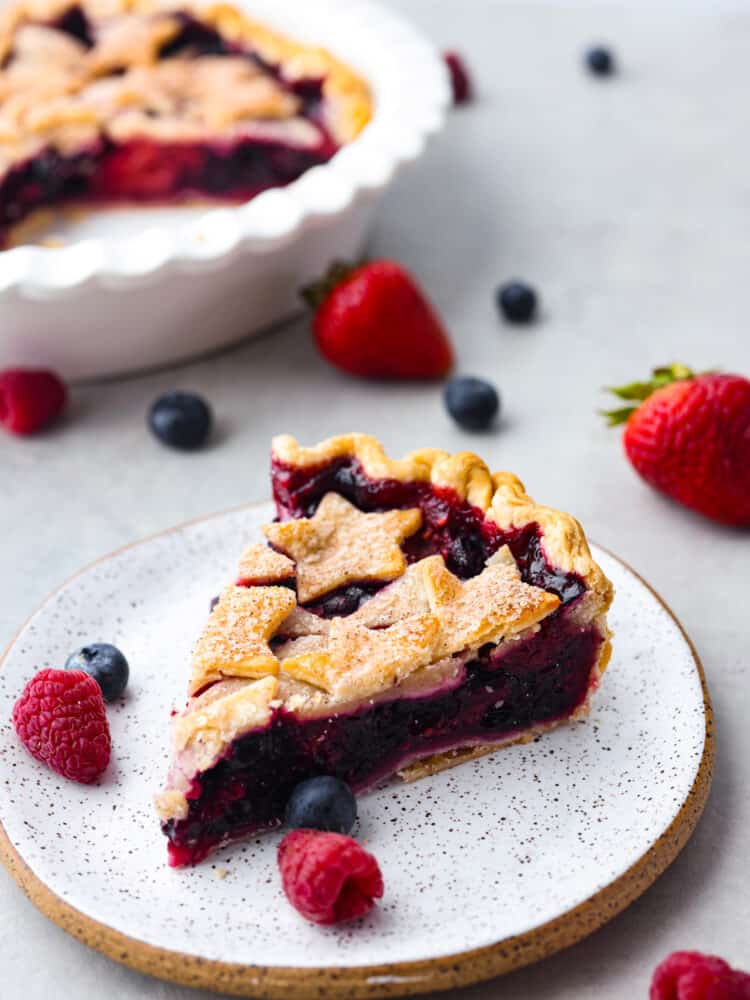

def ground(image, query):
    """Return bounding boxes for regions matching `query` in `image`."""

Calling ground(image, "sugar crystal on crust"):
[282,614,441,700]
[236,542,295,586]
[262,492,422,603]
[420,558,560,658]
[189,584,294,695]
[172,675,279,774]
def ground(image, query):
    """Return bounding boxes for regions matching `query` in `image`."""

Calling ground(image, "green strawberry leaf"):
[606,381,658,402]
[601,362,701,426]
[300,259,364,311]
[652,362,694,382]
[601,406,638,427]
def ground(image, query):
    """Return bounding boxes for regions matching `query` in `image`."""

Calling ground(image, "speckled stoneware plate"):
[0,504,713,999]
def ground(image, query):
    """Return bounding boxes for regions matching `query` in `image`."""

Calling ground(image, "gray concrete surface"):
[1,1,748,997]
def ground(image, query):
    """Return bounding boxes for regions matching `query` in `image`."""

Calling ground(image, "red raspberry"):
[277,830,383,925]
[651,951,750,1000]
[12,669,111,784]
[444,52,473,105]
[0,368,67,435]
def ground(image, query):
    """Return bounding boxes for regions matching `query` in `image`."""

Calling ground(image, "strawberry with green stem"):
[603,363,750,526]
[301,260,454,381]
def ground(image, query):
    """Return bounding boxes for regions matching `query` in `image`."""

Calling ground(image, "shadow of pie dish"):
[0,0,449,378]
[156,434,615,867]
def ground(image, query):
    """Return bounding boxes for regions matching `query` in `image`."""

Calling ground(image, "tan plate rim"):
[0,506,715,999]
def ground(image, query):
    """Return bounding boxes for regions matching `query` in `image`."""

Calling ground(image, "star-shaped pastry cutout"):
[281,614,440,700]
[419,557,560,658]
[189,584,296,695]
[262,493,423,603]
[236,543,296,587]
[347,556,438,627]
[89,14,183,74]
[277,553,560,700]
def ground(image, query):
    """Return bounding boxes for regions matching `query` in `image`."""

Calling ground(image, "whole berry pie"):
[156,434,614,866]
[0,0,371,246]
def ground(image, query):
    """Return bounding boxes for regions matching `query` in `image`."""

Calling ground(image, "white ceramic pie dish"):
[0,0,450,379]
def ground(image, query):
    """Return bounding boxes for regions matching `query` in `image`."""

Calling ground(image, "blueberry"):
[148,391,212,451]
[585,46,615,76]
[497,281,537,323]
[285,776,357,834]
[65,643,129,701]
[444,376,500,431]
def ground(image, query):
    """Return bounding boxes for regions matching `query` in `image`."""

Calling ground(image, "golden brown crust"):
[189,584,294,695]
[423,558,560,658]
[153,787,189,822]
[263,493,422,603]
[0,0,371,174]
[236,543,295,586]
[277,554,559,697]
[398,732,538,782]
[272,433,614,616]
[282,614,441,700]
[172,674,278,776]
[273,433,497,511]
[201,1,371,143]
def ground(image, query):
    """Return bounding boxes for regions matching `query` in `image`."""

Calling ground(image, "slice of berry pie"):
[0,0,371,246]
[156,434,614,866]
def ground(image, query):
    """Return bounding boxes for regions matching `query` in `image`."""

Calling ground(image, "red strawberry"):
[603,363,750,526]
[301,260,454,380]
[0,368,67,435]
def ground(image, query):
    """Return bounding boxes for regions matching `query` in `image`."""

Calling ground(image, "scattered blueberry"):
[65,642,129,702]
[497,281,537,323]
[585,46,615,76]
[148,391,212,451]
[209,595,220,612]
[285,776,357,834]
[444,376,500,431]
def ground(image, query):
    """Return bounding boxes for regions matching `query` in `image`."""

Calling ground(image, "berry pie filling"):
[271,454,587,602]
[0,1,371,246]
[157,435,613,866]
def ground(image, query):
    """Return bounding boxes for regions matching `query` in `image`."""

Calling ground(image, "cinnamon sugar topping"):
[189,584,295,695]
[236,542,295,586]
[279,556,559,697]
[420,558,560,658]
[262,493,423,603]
[282,614,441,700]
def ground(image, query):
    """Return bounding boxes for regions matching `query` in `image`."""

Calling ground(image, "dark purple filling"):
[0,9,337,245]
[165,611,602,866]
[304,582,384,618]
[158,13,233,59]
[271,456,585,605]
[52,5,93,47]
[0,136,334,241]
